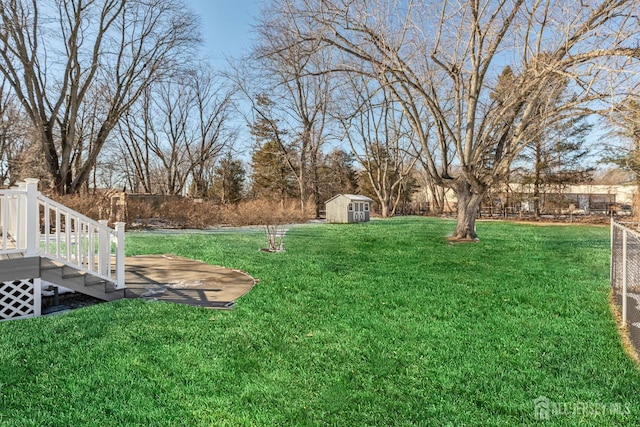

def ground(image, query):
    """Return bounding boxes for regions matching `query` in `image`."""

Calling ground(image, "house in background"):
[415,182,636,216]
[326,194,374,223]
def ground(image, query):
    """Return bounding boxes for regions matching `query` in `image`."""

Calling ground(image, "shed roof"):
[325,194,374,204]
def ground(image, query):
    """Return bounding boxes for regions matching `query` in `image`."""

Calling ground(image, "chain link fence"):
[611,220,640,350]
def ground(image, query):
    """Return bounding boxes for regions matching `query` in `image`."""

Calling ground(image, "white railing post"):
[0,193,3,233]
[15,181,26,249]
[33,278,42,317]
[98,220,110,276]
[114,222,126,289]
[11,194,19,243]
[24,178,39,256]
[622,228,628,326]
[0,192,8,250]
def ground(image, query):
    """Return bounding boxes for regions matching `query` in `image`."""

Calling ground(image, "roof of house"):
[325,194,374,204]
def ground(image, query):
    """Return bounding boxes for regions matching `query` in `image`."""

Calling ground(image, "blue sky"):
[186,0,261,69]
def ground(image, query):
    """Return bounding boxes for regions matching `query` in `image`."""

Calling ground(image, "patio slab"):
[123,254,257,309]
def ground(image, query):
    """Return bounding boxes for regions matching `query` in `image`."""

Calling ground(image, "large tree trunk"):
[451,182,485,241]
[380,202,390,218]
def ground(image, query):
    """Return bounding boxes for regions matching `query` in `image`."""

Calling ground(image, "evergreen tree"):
[210,153,246,204]
[248,95,300,203]
[515,116,594,216]
[318,149,359,201]
[250,140,298,202]
[604,99,640,182]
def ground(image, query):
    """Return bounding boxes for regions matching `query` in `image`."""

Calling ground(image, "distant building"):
[325,194,374,223]
[503,183,635,215]
[416,183,636,216]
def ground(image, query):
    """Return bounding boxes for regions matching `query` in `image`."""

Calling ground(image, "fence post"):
[98,220,110,276]
[622,228,628,326]
[24,179,39,257]
[610,217,614,286]
[114,222,126,289]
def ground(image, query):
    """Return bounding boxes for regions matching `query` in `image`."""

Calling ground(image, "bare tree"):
[336,77,418,217]
[0,0,199,194]
[0,77,27,186]
[233,14,333,217]
[186,68,237,198]
[150,78,194,195]
[115,69,235,196]
[266,0,640,240]
[116,85,156,193]
[115,82,188,194]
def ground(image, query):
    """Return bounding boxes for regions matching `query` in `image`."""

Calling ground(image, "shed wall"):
[326,196,351,223]
[327,195,372,223]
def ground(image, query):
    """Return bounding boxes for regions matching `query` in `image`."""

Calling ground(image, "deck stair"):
[40,258,125,302]
[0,179,125,320]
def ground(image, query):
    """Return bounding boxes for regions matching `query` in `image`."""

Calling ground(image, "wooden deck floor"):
[0,252,257,310]
[123,254,257,309]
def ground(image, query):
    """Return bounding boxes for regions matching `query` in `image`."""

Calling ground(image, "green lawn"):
[1,217,638,426]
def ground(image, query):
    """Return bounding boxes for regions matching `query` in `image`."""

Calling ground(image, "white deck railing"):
[0,179,125,289]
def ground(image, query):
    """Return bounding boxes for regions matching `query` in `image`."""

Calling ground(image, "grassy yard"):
[0,217,638,426]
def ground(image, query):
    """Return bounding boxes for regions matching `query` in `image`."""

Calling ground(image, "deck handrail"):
[0,179,125,289]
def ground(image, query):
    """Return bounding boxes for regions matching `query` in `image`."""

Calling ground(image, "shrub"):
[51,193,112,222]
[46,193,314,230]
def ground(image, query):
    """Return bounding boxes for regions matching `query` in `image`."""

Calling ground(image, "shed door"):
[354,202,364,221]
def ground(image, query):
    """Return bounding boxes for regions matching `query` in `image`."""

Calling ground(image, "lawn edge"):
[609,289,640,368]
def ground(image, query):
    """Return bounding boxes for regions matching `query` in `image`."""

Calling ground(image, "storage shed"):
[325,194,374,223]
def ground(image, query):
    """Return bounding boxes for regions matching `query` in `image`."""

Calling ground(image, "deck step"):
[39,257,124,302]
[62,267,86,279]
[40,258,65,270]
[1,255,123,301]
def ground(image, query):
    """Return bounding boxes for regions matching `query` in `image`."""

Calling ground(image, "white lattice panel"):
[0,278,41,320]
